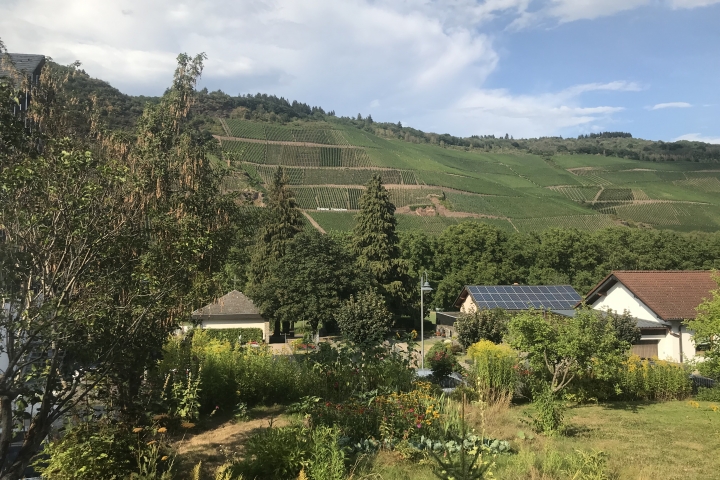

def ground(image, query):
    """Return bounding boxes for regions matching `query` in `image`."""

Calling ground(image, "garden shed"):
[191,290,270,341]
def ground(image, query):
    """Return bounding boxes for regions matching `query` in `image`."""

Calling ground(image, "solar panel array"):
[467,285,581,310]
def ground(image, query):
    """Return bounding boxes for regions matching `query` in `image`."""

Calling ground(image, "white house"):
[583,270,717,362]
[191,290,270,341]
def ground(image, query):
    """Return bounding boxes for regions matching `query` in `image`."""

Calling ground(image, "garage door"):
[631,340,659,359]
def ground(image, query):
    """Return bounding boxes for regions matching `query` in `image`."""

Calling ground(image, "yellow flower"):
[157,427,167,433]
[161,456,169,461]
[132,427,143,433]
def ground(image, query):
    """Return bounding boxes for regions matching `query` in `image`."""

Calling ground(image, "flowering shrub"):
[424,342,462,382]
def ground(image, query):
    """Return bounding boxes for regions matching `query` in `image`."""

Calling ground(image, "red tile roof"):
[584,270,718,321]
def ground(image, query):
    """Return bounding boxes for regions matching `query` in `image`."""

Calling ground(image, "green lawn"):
[359,400,720,480]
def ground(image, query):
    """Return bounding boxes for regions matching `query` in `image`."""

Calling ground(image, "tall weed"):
[619,355,692,401]
[467,341,519,405]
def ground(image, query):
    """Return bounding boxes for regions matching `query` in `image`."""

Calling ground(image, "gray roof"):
[0,53,45,78]
[636,318,670,329]
[192,290,261,317]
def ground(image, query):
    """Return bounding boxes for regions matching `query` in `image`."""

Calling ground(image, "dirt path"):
[302,211,326,234]
[174,410,289,476]
[429,196,508,220]
[213,135,356,149]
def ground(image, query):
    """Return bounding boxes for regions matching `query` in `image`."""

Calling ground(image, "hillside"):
[54,67,719,235]
[215,117,720,235]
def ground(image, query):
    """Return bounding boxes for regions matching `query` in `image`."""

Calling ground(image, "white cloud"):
[414,82,627,138]
[650,102,692,110]
[0,0,639,139]
[0,0,501,99]
[668,0,720,8]
[546,0,651,23]
[510,0,720,28]
[673,133,720,144]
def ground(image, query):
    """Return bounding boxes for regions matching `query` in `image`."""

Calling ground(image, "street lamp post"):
[420,271,433,369]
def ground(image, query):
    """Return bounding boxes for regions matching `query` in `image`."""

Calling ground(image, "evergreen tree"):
[352,174,409,313]
[247,166,303,335]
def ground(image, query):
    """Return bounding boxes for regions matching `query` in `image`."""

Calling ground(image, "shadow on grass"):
[563,423,593,438]
[600,401,656,413]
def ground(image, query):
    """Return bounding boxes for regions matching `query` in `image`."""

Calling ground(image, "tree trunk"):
[0,396,13,471]
[0,414,51,480]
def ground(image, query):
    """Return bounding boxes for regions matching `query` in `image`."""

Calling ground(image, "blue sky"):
[1,0,718,142]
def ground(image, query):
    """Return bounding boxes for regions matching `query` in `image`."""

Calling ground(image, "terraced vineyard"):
[252,165,419,186]
[222,140,372,167]
[388,187,443,208]
[550,186,601,202]
[224,119,350,145]
[293,187,363,210]
[215,119,720,234]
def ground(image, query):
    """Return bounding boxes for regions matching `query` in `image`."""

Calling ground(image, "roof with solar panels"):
[453,284,582,315]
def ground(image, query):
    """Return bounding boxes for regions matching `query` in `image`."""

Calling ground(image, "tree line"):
[228,164,720,337]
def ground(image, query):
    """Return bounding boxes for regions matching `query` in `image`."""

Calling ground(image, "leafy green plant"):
[426,398,494,480]
[234,402,249,422]
[38,420,173,480]
[529,387,565,436]
[697,386,720,401]
[236,424,346,480]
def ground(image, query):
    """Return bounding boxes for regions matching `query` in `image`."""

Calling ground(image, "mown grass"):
[356,400,720,480]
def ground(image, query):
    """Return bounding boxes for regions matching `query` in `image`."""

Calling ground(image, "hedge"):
[201,328,264,345]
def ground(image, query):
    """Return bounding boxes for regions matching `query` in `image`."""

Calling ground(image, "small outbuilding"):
[191,290,270,341]
[436,284,582,337]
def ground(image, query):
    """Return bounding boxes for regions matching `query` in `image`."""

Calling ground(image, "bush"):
[200,327,264,345]
[309,340,417,402]
[425,342,462,382]
[467,340,519,404]
[236,424,345,480]
[304,382,444,442]
[153,331,317,415]
[530,388,565,436]
[335,289,394,345]
[696,356,720,382]
[697,386,720,401]
[455,308,509,348]
[38,420,172,480]
[619,355,692,401]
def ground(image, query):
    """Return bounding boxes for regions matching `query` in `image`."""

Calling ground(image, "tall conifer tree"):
[352,174,409,313]
[247,167,303,335]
